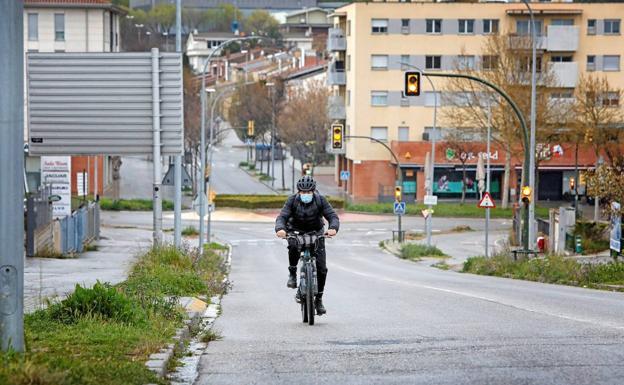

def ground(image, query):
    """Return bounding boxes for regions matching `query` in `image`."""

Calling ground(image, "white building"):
[23,0,124,195]
[185,32,239,74]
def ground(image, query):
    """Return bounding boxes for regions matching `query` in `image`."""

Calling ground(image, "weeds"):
[200,329,222,343]
[400,244,447,261]
[182,226,199,236]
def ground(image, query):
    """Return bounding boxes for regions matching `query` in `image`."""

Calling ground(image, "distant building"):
[23,0,124,196]
[186,32,240,74]
[280,7,331,53]
[131,0,318,12]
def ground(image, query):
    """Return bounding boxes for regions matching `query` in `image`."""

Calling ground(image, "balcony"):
[509,34,547,51]
[327,95,346,120]
[546,25,579,52]
[548,61,578,88]
[327,61,346,86]
[327,28,346,51]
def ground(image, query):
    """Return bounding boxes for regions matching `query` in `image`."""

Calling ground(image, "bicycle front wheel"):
[306,264,315,325]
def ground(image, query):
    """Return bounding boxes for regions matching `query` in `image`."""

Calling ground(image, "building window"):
[425,55,441,70]
[372,19,388,34]
[28,13,38,41]
[603,92,620,107]
[519,56,542,73]
[551,55,573,62]
[516,20,543,36]
[371,55,388,70]
[426,19,442,34]
[587,55,596,71]
[54,13,65,41]
[400,55,410,70]
[371,127,388,142]
[398,127,410,142]
[587,19,596,35]
[458,55,475,70]
[604,19,621,35]
[458,19,475,34]
[371,91,388,106]
[424,126,443,141]
[550,91,574,100]
[483,19,499,34]
[604,55,620,71]
[401,18,410,33]
[424,91,441,107]
[482,55,498,70]
[551,19,574,26]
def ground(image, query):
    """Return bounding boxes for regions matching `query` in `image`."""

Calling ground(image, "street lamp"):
[521,0,538,251]
[162,31,169,52]
[198,36,273,252]
[266,81,276,188]
[399,62,437,247]
[134,23,144,44]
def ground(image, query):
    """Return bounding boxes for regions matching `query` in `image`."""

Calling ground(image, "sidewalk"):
[23,225,153,313]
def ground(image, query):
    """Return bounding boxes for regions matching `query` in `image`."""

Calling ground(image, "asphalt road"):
[195,220,624,385]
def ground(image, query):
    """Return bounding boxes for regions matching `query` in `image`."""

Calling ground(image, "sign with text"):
[423,195,438,206]
[41,156,71,218]
[611,202,621,253]
[77,172,89,197]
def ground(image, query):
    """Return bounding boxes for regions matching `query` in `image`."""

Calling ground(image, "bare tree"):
[442,33,568,208]
[438,131,482,204]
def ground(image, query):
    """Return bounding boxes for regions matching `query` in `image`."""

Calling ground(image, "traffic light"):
[521,186,531,204]
[247,120,255,137]
[404,71,421,97]
[331,123,344,150]
[569,177,576,191]
[395,185,402,202]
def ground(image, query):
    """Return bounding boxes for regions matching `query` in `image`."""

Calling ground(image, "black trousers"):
[288,238,327,294]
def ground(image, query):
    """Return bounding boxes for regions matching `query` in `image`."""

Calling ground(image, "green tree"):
[243,10,281,39]
[203,4,243,32]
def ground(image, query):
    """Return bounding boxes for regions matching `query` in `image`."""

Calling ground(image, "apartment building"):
[327,0,624,203]
[23,0,123,197]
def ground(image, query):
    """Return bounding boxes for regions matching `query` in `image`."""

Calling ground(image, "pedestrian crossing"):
[227,239,382,248]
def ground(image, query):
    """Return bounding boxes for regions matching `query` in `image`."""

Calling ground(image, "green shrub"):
[238,161,248,167]
[48,281,145,325]
[181,226,199,236]
[345,202,550,218]
[213,194,345,209]
[574,221,610,254]
[99,198,174,211]
[400,244,447,261]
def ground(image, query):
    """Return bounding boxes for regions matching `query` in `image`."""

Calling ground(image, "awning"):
[506,9,583,16]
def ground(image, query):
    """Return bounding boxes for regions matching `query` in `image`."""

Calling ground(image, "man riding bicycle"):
[275,175,340,315]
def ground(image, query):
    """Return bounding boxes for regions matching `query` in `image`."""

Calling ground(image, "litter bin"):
[575,235,582,254]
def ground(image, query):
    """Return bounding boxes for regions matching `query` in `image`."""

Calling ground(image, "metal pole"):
[486,99,492,258]
[271,88,276,187]
[199,89,207,253]
[173,0,182,248]
[523,0,537,251]
[207,95,218,245]
[1,0,25,352]
[291,148,296,194]
[594,156,603,222]
[152,48,163,245]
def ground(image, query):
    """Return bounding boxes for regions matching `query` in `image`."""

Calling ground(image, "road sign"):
[162,164,192,187]
[611,202,621,253]
[27,52,183,156]
[77,172,88,197]
[423,195,438,206]
[340,170,350,181]
[41,156,71,218]
[478,192,496,208]
[193,193,208,215]
[422,209,434,218]
[394,201,406,215]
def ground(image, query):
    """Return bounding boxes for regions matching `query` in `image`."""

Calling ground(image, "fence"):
[26,193,100,257]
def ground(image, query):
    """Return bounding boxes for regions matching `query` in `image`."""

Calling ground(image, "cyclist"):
[275,175,340,315]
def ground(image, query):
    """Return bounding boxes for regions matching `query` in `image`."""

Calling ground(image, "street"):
[195,219,624,385]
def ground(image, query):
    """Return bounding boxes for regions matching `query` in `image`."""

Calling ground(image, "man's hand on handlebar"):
[276,230,287,239]
[325,229,337,238]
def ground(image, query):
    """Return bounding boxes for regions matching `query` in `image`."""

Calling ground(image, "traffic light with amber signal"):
[404,71,421,97]
[247,120,255,137]
[331,123,344,150]
[569,177,576,191]
[521,186,532,204]
[395,185,402,202]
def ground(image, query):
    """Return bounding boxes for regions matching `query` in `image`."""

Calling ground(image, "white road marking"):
[331,264,624,331]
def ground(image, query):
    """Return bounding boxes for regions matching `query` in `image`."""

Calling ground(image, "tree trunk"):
[281,152,285,190]
[502,149,511,209]
[461,164,467,204]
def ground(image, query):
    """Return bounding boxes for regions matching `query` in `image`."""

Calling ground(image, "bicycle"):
[287,231,324,326]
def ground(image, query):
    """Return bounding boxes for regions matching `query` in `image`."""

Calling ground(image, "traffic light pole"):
[345,135,403,242]
[421,72,531,250]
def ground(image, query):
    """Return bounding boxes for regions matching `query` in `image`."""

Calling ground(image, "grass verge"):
[463,254,624,291]
[400,244,448,261]
[345,202,549,219]
[99,198,175,212]
[214,194,345,209]
[0,244,227,385]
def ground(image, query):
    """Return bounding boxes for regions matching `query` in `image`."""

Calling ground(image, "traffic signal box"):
[521,186,532,204]
[404,71,421,97]
[395,185,402,202]
[332,123,344,150]
[247,120,255,137]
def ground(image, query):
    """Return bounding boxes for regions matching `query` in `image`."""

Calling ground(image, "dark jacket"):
[275,192,340,233]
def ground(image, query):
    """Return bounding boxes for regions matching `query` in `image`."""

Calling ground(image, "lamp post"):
[266,81,276,188]
[521,0,538,251]
[162,31,169,52]
[198,36,271,252]
[399,62,437,247]
[134,23,144,45]
[594,155,605,222]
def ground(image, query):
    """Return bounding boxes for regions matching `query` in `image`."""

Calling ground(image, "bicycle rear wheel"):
[301,291,308,323]
[306,264,315,325]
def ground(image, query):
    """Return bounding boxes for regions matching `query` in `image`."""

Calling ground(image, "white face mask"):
[299,192,313,204]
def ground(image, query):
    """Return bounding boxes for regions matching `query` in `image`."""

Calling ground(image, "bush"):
[345,202,550,218]
[574,220,610,254]
[400,244,447,261]
[181,226,199,236]
[99,198,174,211]
[48,281,145,325]
[213,194,345,209]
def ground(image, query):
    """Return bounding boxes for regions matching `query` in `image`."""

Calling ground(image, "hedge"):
[214,194,345,209]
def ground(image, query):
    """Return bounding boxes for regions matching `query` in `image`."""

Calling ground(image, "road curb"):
[238,166,282,194]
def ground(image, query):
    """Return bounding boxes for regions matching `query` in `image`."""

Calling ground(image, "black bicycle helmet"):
[296,175,316,192]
